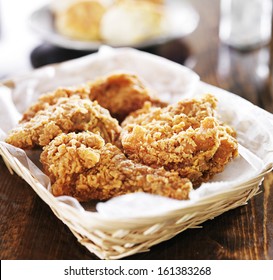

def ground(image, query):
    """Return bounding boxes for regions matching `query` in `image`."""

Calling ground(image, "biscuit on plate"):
[54,0,107,41]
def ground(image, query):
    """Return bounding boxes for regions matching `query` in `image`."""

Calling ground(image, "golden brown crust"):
[5,72,238,203]
[5,96,121,149]
[41,131,192,201]
[20,73,166,124]
[88,72,166,121]
[121,94,238,186]
[21,85,90,123]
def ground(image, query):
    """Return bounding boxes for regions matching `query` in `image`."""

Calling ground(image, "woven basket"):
[0,141,271,259]
[1,48,273,259]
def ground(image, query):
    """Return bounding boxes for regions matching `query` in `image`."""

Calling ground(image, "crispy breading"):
[121,94,238,186]
[5,96,121,149]
[21,73,166,123]
[88,72,166,121]
[122,93,217,128]
[21,85,90,122]
[40,132,192,201]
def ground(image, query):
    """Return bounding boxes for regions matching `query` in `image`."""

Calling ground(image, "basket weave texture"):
[0,141,271,259]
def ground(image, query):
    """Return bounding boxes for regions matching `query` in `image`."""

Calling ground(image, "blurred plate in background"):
[29,0,199,51]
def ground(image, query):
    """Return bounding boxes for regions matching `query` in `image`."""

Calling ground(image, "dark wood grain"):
[1,0,273,260]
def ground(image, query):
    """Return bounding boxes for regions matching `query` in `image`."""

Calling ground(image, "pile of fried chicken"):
[5,73,238,201]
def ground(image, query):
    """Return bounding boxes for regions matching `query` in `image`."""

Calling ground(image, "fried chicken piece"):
[121,94,238,186]
[40,131,192,201]
[21,73,166,123]
[122,93,217,128]
[21,85,90,122]
[5,96,121,149]
[88,72,166,122]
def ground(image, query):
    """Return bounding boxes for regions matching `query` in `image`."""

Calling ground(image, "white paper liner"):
[1,47,273,220]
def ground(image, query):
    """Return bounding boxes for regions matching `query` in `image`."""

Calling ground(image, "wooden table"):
[1,0,273,260]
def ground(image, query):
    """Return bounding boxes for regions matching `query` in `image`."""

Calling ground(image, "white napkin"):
[0,85,21,137]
